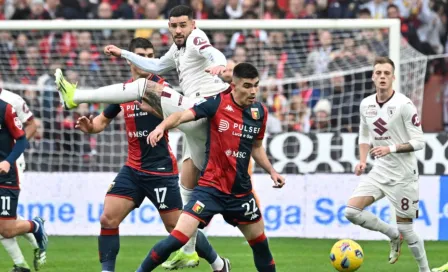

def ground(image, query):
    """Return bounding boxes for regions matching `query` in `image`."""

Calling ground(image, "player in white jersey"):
[344,57,430,272]
[0,89,46,272]
[54,5,230,270]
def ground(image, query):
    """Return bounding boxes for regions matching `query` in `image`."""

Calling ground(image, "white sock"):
[345,206,399,239]
[0,235,26,265]
[398,222,430,271]
[210,256,224,270]
[179,184,197,254]
[73,78,147,104]
[18,215,39,249]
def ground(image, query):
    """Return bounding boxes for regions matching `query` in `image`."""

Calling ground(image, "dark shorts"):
[107,165,182,213]
[0,188,19,220]
[183,186,262,228]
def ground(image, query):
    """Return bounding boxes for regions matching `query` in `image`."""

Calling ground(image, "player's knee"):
[344,206,362,223]
[164,222,176,233]
[100,213,121,228]
[0,227,15,238]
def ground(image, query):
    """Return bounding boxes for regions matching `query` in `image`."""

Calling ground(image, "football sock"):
[248,233,276,272]
[137,230,188,272]
[196,230,223,269]
[98,228,120,272]
[0,235,26,265]
[18,216,39,249]
[398,222,429,271]
[345,206,399,239]
[73,78,147,104]
[180,185,197,255]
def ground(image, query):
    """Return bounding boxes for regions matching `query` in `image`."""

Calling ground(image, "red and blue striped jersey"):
[103,78,178,175]
[0,99,25,187]
[190,92,268,196]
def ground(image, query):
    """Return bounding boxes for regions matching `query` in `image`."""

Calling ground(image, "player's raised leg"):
[345,182,401,264]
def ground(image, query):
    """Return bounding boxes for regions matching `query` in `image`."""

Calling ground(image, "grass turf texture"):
[0,236,446,271]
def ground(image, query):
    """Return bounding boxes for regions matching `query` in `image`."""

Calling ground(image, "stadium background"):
[1,0,448,271]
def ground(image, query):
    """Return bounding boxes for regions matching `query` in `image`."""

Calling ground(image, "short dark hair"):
[128,38,154,52]
[233,63,259,79]
[374,56,395,71]
[387,4,399,12]
[358,8,371,17]
[169,5,193,19]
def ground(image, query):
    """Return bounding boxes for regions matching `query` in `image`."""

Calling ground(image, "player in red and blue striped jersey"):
[0,99,48,269]
[141,63,285,272]
[75,38,226,272]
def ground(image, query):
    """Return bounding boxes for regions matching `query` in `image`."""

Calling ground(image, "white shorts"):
[350,177,420,219]
[160,87,208,170]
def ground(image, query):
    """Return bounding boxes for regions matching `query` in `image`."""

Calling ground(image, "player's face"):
[168,16,195,47]
[129,47,155,78]
[233,77,259,106]
[372,63,395,91]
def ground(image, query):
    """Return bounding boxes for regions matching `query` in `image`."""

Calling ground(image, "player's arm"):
[104,44,176,74]
[13,95,36,139]
[251,106,285,188]
[76,104,118,134]
[23,119,37,140]
[121,48,175,75]
[356,107,370,175]
[395,102,425,153]
[190,34,227,75]
[0,104,27,173]
[148,96,221,146]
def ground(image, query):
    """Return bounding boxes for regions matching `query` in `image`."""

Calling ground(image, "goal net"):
[0,19,427,173]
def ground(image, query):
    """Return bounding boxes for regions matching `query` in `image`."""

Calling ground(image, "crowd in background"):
[0,0,447,171]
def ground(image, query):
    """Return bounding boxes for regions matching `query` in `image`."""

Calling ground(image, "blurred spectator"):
[286,0,306,19]
[191,0,209,19]
[232,45,248,63]
[415,0,444,54]
[357,7,371,19]
[30,0,51,20]
[292,73,321,109]
[77,31,99,61]
[360,0,388,19]
[208,0,229,19]
[305,30,336,75]
[226,0,243,19]
[45,0,63,19]
[263,0,285,19]
[284,95,310,132]
[212,31,233,58]
[135,2,162,38]
[310,99,332,132]
[327,0,358,19]
[387,4,422,52]
[75,50,102,87]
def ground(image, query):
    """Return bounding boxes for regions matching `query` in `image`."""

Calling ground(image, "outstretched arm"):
[252,140,285,188]
[148,110,196,146]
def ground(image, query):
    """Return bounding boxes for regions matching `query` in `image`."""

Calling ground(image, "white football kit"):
[121,28,229,170]
[0,89,33,184]
[351,91,425,218]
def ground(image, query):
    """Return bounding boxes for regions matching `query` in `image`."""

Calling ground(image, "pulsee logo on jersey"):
[218,119,261,139]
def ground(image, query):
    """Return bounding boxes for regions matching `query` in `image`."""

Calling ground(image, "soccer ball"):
[329,239,364,271]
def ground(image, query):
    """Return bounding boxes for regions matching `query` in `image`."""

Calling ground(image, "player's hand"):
[270,171,285,188]
[148,126,165,147]
[104,45,122,57]
[354,162,366,176]
[205,65,226,76]
[75,115,94,133]
[0,161,11,174]
[370,146,390,159]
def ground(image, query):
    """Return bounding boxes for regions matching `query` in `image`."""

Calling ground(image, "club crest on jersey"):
[251,108,260,120]
[192,201,205,214]
[387,106,396,117]
[14,117,22,130]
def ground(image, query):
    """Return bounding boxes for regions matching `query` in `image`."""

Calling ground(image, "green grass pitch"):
[0,236,446,271]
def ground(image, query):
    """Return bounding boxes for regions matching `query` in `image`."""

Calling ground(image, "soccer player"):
[74,37,227,272]
[0,98,48,270]
[139,62,284,272]
[432,262,448,272]
[55,5,230,269]
[344,57,429,272]
[0,89,46,271]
